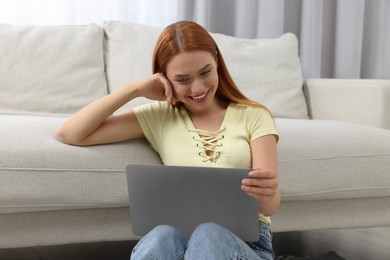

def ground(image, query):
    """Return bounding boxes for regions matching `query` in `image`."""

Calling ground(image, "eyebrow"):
[174,64,212,78]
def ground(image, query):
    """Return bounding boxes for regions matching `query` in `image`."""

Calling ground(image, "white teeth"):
[192,92,207,100]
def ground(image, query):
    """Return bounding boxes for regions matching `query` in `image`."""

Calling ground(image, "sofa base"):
[272,196,390,232]
[1,196,389,249]
[0,207,136,249]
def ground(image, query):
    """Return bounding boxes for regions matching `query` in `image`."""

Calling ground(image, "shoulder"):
[230,103,277,138]
[229,102,272,119]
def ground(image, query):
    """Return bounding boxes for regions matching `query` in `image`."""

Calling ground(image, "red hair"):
[152,21,268,110]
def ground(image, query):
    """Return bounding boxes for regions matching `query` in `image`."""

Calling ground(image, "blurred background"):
[0,0,389,80]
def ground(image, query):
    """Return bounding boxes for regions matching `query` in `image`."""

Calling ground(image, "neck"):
[186,98,229,119]
[186,99,230,132]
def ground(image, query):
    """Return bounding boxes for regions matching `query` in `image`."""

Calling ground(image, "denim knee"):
[187,223,264,260]
[145,225,186,248]
[193,222,226,238]
[151,225,184,238]
[131,225,187,260]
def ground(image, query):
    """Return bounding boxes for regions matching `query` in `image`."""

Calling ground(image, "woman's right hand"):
[136,73,177,106]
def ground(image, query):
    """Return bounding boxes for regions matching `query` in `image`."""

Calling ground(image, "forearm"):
[56,83,140,144]
[259,190,281,217]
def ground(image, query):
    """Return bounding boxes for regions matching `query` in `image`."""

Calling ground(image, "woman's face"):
[166,50,219,115]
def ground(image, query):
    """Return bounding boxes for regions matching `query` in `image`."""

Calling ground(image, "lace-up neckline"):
[189,126,226,163]
[180,102,231,163]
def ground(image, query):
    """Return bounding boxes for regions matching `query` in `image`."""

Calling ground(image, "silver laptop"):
[126,164,259,241]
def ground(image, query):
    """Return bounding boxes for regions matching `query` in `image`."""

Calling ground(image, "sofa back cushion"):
[103,21,308,119]
[0,24,107,116]
[104,22,162,111]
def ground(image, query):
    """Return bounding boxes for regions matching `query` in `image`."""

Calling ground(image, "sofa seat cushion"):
[276,118,390,201]
[1,115,389,214]
[0,115,161,214]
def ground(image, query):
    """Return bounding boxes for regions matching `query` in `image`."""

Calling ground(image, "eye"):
[175,78,189,84]
[200,69,212,77]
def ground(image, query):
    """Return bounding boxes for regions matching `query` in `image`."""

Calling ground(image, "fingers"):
[248,169,275,179]
[241,183,277,202]
[241,169,278,202]
[242,177,277,190]
[241,178,278,195]
[157,73,176,106]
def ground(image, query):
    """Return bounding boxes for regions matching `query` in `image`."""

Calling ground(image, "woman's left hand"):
[241,168,279,203]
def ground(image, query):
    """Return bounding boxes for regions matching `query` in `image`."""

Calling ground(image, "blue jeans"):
[130,221,275,260]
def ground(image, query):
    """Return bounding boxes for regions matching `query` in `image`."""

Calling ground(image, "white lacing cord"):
[189,126,226,163]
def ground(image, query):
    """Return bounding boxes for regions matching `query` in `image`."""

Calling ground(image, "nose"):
[190,78,205,94]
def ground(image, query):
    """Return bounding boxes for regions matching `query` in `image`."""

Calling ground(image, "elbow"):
[55,124,83,146]
[55,125,71,144]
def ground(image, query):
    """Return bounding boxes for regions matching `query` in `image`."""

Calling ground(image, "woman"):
[57,21,280,259]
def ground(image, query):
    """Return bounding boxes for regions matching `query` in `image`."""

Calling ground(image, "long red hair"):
[152,21,268,110]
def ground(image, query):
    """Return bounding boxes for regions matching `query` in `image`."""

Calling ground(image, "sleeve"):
[246,107,279,143]
[133,101,169,152]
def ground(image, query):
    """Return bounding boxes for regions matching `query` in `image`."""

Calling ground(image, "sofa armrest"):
[303,79,390,130]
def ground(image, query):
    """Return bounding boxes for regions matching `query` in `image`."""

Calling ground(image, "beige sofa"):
[1,21,389,249]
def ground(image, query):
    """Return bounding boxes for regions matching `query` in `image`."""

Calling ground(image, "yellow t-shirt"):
[133,101,279,224]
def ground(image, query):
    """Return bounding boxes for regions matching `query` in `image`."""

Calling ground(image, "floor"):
[0,227,389,260]
[272,227,390,260]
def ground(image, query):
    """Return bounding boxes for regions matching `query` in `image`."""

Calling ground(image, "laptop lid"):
[126,164,259,241]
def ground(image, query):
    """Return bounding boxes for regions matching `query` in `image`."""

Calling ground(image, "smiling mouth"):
[191,91,209,101]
